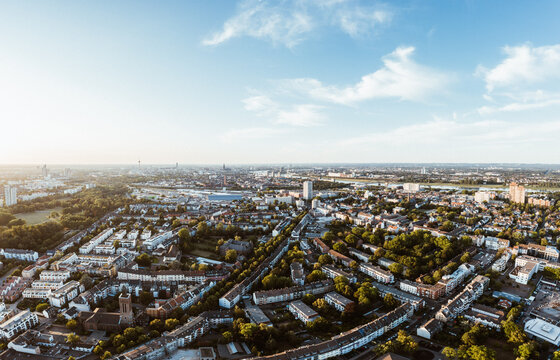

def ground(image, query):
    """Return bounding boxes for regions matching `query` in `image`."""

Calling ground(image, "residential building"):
[358,263,394,284]
[0,310,39,339]
[324,292,354,312]
[288,300,319,324]
[509,182,526,204]
[290,262,305,286]
[303,181,313,200]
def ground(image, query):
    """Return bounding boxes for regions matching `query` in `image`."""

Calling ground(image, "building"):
[464,304,504,329]
[324,292,354,312]
[416,318,443,340]
[3,186,17,206]
[251,304,413,360]
[79,293,134,332]
[322,265,356,283]
[525,318,560,346]
[253,280,334,305]
[474,191,496,203]
[219,239,253,256]
[435,275,489,322]
[509,182,526,204]
[288,300,319,324]
[358,263,394,284]
[0,310,39,339]
[403,183,420,193]
[303,181,313,200]
[290,262,305,286]
[245,305,272,326]
[0,249,39,262]
[528,197,551,207]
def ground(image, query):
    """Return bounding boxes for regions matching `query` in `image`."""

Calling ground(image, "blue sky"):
[1,0,559,164]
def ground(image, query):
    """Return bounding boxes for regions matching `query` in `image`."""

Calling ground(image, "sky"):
[1,0,559,165]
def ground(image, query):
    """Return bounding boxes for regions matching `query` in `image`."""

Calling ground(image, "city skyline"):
[1,0,560,164]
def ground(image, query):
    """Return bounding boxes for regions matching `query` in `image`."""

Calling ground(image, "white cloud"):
[478,44,560,92]
[243,95,325,127]
[276,104,324,126]
[203,0,391,47]
[282,46,449,104]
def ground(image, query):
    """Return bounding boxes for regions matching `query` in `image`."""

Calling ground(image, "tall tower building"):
[509,182,526,204]
[4,186,17,206]
[303,181,313,200]
[119,293,134,325]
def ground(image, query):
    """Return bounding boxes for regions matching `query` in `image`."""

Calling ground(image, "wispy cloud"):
[203,0,392,47]
[281,46,450,104]
[476,44,560,113]
[243,95,325,127]
[477,44,560,92]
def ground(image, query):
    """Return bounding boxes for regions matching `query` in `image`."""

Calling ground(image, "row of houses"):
[253,280,334,305]
[251,303,414,360]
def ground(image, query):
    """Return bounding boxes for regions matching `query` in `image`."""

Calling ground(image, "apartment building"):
[435,275,489,322]
[0,311,39,340]
[322,265,357,283]
[358,263,394,284]
[324,292,354,312]
[0,249,38,262]
[40,270,71,282]
[288,300,319,324]
[290,262,305,286]
[253,280,334,305]
[79,228,114,254]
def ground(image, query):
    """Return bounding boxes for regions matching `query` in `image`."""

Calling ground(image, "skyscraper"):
[4,185,17,206]
[509,182,526,204]
[303,181,313,200]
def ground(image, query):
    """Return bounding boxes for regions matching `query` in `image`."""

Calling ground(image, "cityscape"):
[1,1,560,360]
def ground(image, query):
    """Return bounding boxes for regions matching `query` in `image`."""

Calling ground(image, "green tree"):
[225,249,238,263]
[35,303,49,312]
[66,319,78,330]
[165,318,180,331]
[466,345,495,360]
[66,333,80,346]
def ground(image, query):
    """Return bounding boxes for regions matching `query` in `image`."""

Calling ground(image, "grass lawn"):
[15,207,63,225]
[189,248,219,259]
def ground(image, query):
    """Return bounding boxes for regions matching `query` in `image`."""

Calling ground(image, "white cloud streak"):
[243,95,325,127]
[478,44,560,92]
[203,0,392,47]
[281,46,450,104]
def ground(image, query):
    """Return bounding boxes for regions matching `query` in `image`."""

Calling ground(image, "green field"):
[15,207,63,225]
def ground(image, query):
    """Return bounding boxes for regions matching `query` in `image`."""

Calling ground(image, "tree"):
[442,347,457,359]
[66,333,80,346]
[165,318,180,331]
[306,270,326,282]
[502,320,527,344]
[318,254,333,265]
[239,323,258,340]
[383,293,399,310]
[35,303,49,312]
[225,249,238,263]
[466,345,495,360]
[388,263,403,275]
[222,330,233,342]
[139,291,154,306]
[333,242,347,254]
[178,228,190,242]
[66,319,78,330]
[136,253,152,267]
[101,351,112,360]
[516,341,538,360]
[80,274,93,289]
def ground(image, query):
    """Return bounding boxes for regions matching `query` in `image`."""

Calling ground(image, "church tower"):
[119,293,134,325]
